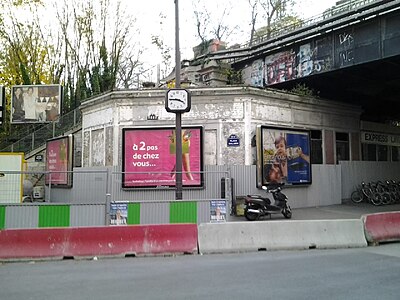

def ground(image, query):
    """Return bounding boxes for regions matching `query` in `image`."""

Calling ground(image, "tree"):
[0,0,54,143]
[0,0,144,147]
[248,0,298,45]
[118,47,143,89]
[193,8,210,45]
[248,0,259,45]
[151,13,173,82]
[0,1,55,86]
[55,0,143,110]
[192,0,238,49]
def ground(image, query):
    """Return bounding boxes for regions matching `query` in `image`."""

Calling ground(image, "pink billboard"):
[45,135,73,187]
[122,127,203,188]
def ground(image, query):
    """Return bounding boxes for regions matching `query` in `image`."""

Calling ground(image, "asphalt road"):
[1,243,400,300]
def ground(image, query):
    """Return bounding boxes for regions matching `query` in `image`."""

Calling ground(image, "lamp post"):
[174,0,183,200]
[166,1,191,200]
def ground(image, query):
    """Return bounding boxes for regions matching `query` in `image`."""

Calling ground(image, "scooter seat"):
[247,194,263,198]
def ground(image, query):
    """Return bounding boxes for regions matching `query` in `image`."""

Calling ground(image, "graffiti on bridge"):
[247,30,359,86]
[264,36,333,85]
[336,31,355,67]
[265,51,296,84]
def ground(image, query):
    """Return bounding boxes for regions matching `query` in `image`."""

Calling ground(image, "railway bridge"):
[208,0,400,123]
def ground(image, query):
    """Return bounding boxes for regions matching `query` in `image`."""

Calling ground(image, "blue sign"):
[210,200,226,222]
[227,134,240,147]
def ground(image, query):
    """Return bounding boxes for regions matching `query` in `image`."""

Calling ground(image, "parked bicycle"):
[351,179,400,206]
[351,181,382,206]
[371,181,391,205]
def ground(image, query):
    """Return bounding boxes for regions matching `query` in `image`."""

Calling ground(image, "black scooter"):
[244,183,292,221]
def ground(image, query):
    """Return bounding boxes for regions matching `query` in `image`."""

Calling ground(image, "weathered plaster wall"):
[91,129,104,167]
[79,87,362,168]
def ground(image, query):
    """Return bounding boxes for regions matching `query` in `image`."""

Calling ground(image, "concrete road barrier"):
[0,224,198,260]
[198,220,367,254]
[363,212,400,244]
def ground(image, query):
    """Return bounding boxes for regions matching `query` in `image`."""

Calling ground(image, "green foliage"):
[19,62,31,85]
[0,19,55,86]
[0,0,142,149]
[90,66,101,95]
[76,70,88,104]
[0,0,51,143]
[99,42,114,92]
[87,43,116,98]
[290,83,319,97]
[11,0,42,5]
[224,67,242,85]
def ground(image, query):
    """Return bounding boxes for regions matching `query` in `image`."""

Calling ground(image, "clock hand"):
[169,98,185,103]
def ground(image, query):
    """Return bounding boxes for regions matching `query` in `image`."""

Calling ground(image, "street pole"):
[175,0,183,200]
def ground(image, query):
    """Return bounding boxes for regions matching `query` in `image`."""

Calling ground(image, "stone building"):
[80,85,362,168]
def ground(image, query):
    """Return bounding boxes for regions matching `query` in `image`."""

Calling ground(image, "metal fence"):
[0,164,340,229]
[0,167,232,228]
[3,162,399,205]
[3,162,399,229]
[0,166,231,204]
[0,108,81,153]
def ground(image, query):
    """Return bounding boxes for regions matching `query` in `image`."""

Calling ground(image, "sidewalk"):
[231,201,400,221]
[292,201,400,220]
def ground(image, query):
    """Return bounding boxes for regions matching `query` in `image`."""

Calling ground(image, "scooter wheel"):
[22,196,33,203]
[282,206,292,219]
[244,210,259,221]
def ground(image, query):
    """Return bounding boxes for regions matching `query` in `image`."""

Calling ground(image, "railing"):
[253,0,377,46]
[203,0,386,62]
[0,108,82,154]
[244,0,379,48]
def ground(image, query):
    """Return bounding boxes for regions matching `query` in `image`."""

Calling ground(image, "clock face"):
[165,89,191,112]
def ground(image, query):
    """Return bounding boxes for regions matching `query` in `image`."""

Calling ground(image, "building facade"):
[79,86,363,169]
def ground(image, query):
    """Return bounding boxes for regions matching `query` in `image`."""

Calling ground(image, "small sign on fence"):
[210,200,226,223]
[110,202,128,225]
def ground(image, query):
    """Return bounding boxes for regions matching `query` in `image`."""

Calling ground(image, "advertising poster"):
[45,135,73,187]
[257,126,311,186]
[210,200,227,222]
[11,84,62,124]
[122,126,203,188]
[110,202,128,225]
